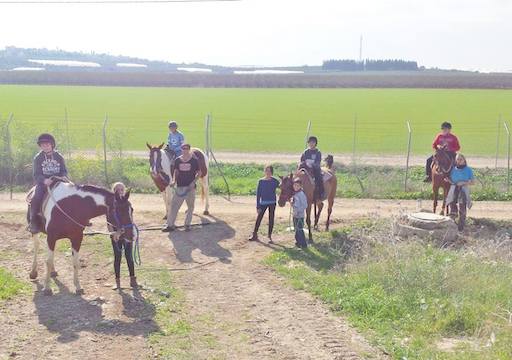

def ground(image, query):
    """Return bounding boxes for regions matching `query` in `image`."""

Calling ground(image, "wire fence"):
[1,110,511,198]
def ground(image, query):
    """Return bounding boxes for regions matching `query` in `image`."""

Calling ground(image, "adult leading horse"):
[432,148,453,215]
[278,155,337,242]
[147,143,210,216]
[27,181,134,295]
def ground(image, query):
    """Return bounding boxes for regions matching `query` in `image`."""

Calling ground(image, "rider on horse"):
[29,133,69,234]
[166,121,185,159]
[300,136,324,199]
[424,122,460,183]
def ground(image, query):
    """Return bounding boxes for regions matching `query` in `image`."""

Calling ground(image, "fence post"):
[495,115,502,169]
[102,114,109,185]
[205,114,210,158]
[352,114,357,166]
[305,120,312,145]
[207,114,231,200]
[64,107,71,160]
[5,113,14,200]
[504,121,510,192]
[404,121,412,192]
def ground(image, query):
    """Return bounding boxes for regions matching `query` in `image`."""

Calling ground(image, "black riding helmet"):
[441,122,452,129]
[307,136,318,145]
[37,133,56,148]
[168,121,178,129]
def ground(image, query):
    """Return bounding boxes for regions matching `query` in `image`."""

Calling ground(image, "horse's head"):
[108,190,135,242]
[324,155,334,169]
[147,142,164,175]
[433,147,453,173]
[278,173,294,207]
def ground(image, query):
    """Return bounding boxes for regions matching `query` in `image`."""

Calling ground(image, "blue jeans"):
[293,217,307,248]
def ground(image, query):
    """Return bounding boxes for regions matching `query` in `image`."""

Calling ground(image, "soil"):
[1,193,511,359]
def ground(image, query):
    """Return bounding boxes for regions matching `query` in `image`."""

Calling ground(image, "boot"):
[112,278,121,290]
[130,276,138,289]
[248,232,258,241]
[29,216,41,234]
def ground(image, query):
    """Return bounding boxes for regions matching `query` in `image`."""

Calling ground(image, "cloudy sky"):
[0,0,511,71]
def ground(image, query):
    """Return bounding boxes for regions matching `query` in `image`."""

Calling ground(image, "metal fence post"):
[64,107,71,160]
[352,114,357,166]
[404,121,412,192]
[495,115,502,169]
[305,120,312,145]
[5,113,14,200]
[504,121,510,192]
[102,114,109,185]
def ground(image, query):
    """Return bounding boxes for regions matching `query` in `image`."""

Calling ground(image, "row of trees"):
[323,59,419,71]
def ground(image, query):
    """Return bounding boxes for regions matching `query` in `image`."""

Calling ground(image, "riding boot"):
[130,276,138,289]
[248,232,258,241]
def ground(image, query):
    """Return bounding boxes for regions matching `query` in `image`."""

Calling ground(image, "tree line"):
[322,59,419,71]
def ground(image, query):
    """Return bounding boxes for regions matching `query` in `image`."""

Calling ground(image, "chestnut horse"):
[278,155,337,242]
[147,143,210,216]
[432,148,453,215]
[27,181,134,295]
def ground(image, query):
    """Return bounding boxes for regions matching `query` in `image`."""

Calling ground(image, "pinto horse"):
[27,181,134,295]
[278,155,337,242]
[147,143,210,216]
[432,148,453,215]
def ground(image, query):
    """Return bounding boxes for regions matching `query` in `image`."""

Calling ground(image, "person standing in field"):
[166,121,185,159]
[248,165,280,243]
[446,154,474,231]
[300,136,324,199]
[424,122,461,182]
[29,133,69,234]
[291,178,308,249]
[162,143,201,232]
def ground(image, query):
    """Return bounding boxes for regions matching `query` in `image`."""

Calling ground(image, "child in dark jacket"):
[300,136,324,199]
[249,165,280,243]
[29,133,68,234]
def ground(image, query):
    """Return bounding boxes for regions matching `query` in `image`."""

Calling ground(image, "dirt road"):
[1,193,511,359]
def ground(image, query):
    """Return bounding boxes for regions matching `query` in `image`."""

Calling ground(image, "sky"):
[0,0,511,72]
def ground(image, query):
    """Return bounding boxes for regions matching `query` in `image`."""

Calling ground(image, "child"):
[300,136,324,199]
[167,121,185,158]
[291,178,308,249]
[424,122,461,182]
[30,133,68,234]
[446,154,474,230]
[248,165,280,243]
[110,182,138,289]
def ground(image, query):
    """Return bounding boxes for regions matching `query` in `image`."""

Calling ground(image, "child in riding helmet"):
[29,133,68,234]
[424,122,460,182]
[300,136,324,199]
[110,182,138,290]
[167,121,185,158]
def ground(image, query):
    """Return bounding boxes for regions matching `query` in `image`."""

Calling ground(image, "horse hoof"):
[43,288,53,296]
[50,271,58,278]
[162,216,167,220]
[29,271,38,280]
[203,210,210,216]
[75,289,84,296]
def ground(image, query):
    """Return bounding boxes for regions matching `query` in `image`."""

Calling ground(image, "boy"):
[166,121,185,158]
[162,143,200,232]
[300,136,324,198]
[248,165,280,243]
[30,133,68,233]
[291,178,308,249]
[424,122,460,182]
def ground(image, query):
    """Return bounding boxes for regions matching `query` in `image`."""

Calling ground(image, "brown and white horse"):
[28,182,134,295]
[432,148,453,215]
[278,155,337,242]
[147,143,210,216]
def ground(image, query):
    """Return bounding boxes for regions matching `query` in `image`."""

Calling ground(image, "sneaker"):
[162,225,176,233]
[248,233,258,241]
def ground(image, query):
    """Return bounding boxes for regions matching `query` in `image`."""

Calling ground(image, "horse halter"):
[107,201,138,243]
[434,150,453,175]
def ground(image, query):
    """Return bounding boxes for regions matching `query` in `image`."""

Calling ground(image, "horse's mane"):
[77,184,114,199]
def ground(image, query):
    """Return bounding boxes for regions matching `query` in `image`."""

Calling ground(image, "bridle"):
[434,149,453,175]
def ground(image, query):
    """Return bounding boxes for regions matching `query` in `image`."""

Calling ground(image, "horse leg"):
[72,235,84,295]
[306,205,313,244]
[315,202,324,230]
[440,185,448,216]
[433,185,438,214]
[202,175,210,215]
[326,198,333,232]
[30,234,39,279]
[162,187,170,220]
[43,238,55,295]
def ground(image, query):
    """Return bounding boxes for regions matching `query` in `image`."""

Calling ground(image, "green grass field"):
[1,85,511,155]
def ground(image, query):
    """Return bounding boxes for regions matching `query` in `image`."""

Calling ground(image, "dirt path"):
[77,150,505,169]
[1,192,511,359]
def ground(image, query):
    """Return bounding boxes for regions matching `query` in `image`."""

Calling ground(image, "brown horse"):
[278,155,337,242]
[147,143,210,216]
[432,148,453,215]
[27,181,134,295]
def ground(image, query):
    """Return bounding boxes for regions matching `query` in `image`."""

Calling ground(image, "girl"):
[447,154,474,230]
[110,182,138,289]
[249,165,280,243]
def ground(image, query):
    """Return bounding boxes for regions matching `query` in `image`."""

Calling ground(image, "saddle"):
[26,177,70,230]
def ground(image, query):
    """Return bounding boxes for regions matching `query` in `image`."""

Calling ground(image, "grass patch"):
[0,267,29,301]
[264,221,512,359]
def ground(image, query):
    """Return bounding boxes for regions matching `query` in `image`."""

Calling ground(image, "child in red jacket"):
[424,122,461,182]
